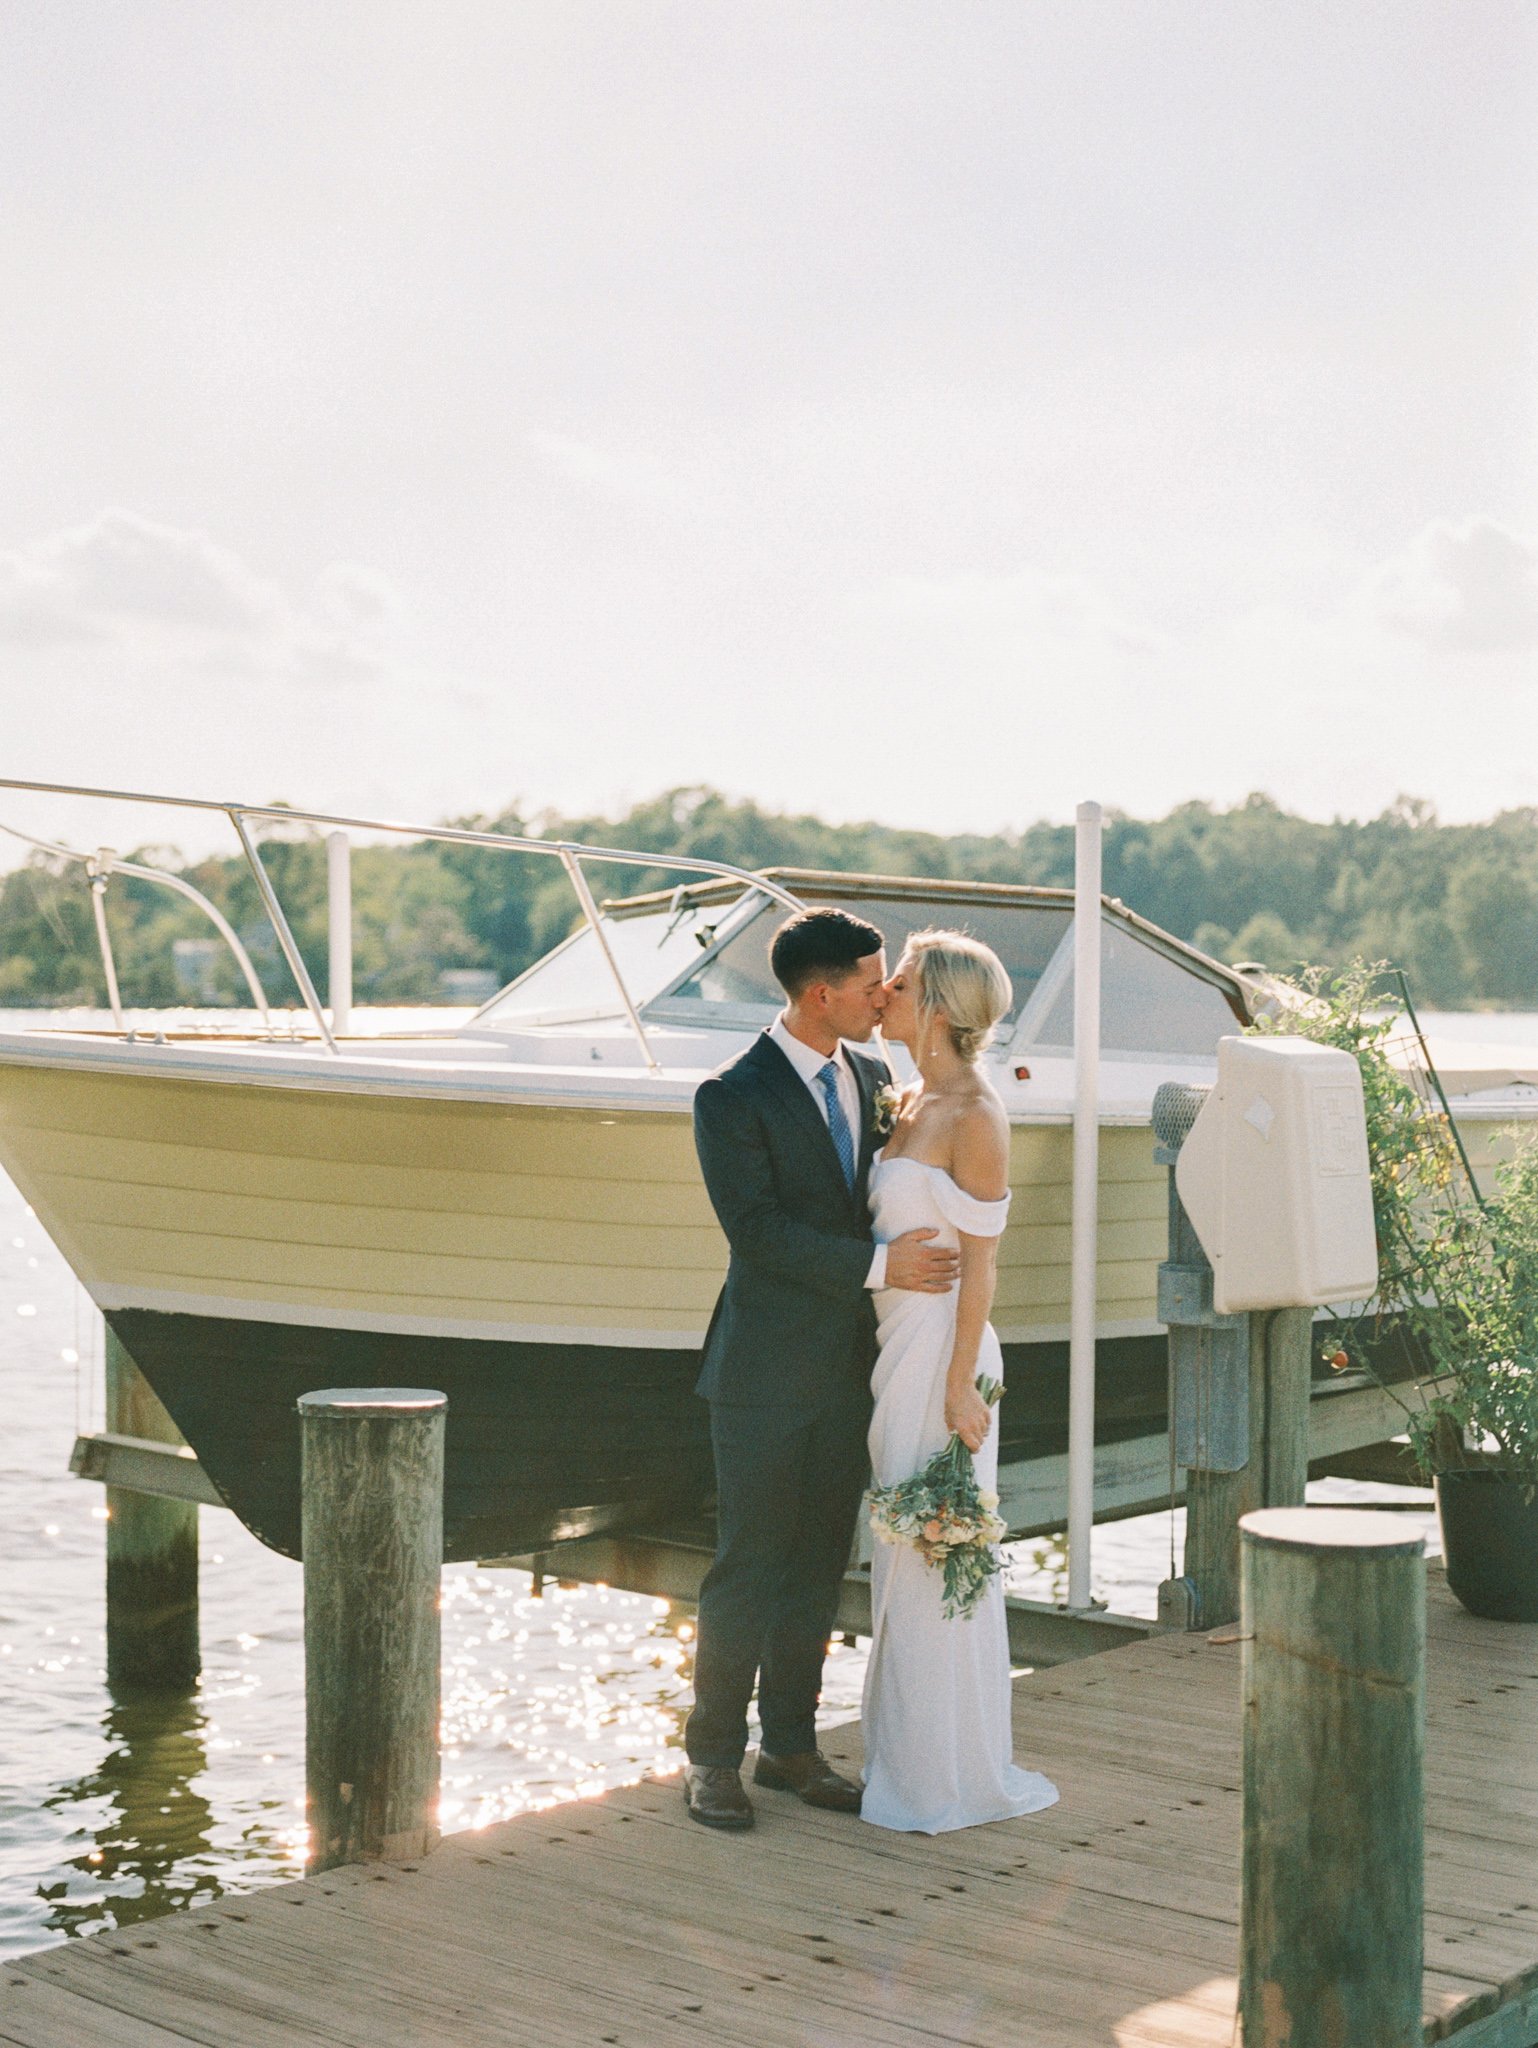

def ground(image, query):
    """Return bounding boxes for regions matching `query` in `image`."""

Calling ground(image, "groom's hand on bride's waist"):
[886,1229,960,1293]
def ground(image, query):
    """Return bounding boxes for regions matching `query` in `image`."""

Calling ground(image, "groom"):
[682,906,961,1829]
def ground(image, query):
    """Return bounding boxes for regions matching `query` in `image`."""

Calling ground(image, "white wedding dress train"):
[860,1157,1060,1834]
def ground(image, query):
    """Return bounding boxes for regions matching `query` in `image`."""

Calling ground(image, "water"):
[1418,1011,1538,1045]
[2,1007,1489,1956]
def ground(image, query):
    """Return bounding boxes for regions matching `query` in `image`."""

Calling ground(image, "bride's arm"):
[943,1102,1010,1453]
[944,1233,999,1452]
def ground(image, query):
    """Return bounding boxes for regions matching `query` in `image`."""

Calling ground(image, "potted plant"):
[1250,963,1538,1622]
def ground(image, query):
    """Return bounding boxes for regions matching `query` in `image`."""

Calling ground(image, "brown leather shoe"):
[682,1764,755,1831]
[752,1749,863,1813]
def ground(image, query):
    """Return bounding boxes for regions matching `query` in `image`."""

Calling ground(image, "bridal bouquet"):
[867,1376,1008,1620]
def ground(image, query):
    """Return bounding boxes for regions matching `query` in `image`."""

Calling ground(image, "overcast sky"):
[2,2,1535,866]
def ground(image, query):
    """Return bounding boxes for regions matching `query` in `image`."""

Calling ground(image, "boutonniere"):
[871,1082,902,1144]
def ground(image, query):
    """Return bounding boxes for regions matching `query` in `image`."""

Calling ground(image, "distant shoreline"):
[4,791,1538,1011]
[5,1005,1538,1045]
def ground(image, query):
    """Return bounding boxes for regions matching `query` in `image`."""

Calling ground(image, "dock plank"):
[0,1970,194,2048]
[2,1566,1535,2047]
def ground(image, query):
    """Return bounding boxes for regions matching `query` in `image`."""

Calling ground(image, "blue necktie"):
[818,1059,857,1189]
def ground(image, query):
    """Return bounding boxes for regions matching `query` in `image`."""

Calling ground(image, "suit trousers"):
[684,1383,872,1769]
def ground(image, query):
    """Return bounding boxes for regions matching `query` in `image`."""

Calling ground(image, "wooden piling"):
[1239,1505,1425,2047]
[104,1327,200,1692]
[1184,1304,1312,1626]
[299,1387,446,1874]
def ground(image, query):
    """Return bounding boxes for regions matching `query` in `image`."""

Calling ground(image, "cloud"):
[311,560,398,630]
[1372,518,1538,653]
[858,568,1166,691]
[526,429,684,508]
[0,510,398,684]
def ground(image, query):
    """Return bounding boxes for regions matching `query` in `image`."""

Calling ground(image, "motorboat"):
[0,780,1529,1561]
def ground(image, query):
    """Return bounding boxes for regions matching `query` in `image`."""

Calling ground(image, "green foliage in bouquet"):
[867,1376,1009,1620]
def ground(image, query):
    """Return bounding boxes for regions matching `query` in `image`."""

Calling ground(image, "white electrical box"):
[1174,1036,1378,1314]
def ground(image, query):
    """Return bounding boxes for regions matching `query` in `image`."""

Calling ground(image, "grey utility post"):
[300,1388,447,1874]
[1183,1307,1312,1627]
[1152,1085,1311,1628]
[104,1328,201,1692]
[1239,1506,1426,2047]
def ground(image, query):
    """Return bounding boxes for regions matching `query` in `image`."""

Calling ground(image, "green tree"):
[1448,860,1538,1005]
[5,791,1538,1013]
[1229,911,1305,975]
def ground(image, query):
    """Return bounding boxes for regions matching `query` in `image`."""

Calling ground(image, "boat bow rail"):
[0,776,807,1067]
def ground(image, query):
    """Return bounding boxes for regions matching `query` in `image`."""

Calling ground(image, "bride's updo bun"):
[908,930,1012,1064]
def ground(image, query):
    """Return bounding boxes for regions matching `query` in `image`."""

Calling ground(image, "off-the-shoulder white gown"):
[860,1155,1060,1834]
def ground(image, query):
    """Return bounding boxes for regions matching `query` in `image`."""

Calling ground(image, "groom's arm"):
[693,1076,874,1302]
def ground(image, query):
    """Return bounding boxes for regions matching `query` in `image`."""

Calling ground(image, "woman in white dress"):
[860,930,1060,1835]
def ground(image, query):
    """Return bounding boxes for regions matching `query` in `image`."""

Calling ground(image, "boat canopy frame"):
[607,864,1256,1050]
[0,777,807,1072]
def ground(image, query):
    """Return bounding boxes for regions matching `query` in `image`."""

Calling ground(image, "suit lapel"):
[747,1034,850,1193]
[745,1040,843,1171]
[850,1049,886,1197]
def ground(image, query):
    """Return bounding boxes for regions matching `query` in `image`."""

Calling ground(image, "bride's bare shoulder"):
[948,1093,1009,1201]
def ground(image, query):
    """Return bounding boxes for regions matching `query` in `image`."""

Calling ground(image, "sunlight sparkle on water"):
[0,1034,930,1951]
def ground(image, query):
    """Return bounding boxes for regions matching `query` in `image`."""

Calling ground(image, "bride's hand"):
[945,1379,992,1454]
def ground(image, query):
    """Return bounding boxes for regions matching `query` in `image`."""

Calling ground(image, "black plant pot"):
[1435,1468,1538,1623]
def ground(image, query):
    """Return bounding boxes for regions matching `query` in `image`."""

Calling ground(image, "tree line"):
[1,788,1533,1011]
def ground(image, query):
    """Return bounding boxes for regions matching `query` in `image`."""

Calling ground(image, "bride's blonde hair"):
[906,929,1012,1065]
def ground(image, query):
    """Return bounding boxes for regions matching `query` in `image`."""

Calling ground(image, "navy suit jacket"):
[693,1031,891,1413]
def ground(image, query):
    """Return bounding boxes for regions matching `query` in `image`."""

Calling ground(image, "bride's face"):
[881,952,919,1048]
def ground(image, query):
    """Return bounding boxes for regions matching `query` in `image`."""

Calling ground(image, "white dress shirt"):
[769,1014,888,1289]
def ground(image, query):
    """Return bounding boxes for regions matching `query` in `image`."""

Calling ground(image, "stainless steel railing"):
[0,819,276,1034]
[0,778,806,1068]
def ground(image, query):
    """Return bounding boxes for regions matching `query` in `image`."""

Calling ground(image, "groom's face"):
[821,947,888,1043]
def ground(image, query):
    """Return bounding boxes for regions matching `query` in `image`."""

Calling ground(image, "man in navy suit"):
[683,907,960,1830]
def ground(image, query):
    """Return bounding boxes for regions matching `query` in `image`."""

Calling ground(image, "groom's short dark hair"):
[770,907,884,999]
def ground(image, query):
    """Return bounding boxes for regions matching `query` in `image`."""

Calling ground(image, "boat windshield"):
[646,895,1074,1032]
[1021,919,1244,1057]
[466,878,1244,1058]
[469,903,719,1030]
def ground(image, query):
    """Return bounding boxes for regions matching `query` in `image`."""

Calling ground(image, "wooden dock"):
[3,1566,1535,2048]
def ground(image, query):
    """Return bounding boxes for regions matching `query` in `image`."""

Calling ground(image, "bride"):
[860,930,1060,1834]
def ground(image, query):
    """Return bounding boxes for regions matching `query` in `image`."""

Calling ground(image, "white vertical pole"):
[326,830,352,1036]
[1067,800,1102,1612]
